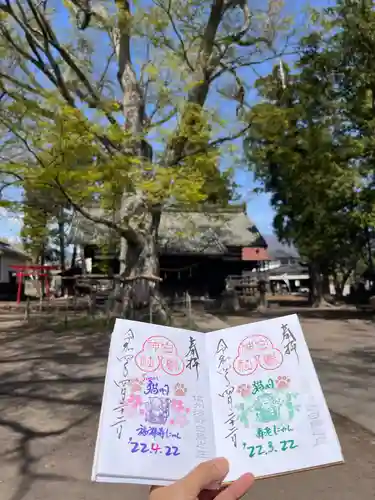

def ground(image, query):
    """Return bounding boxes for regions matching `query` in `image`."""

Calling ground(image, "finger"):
[178,458,230,497]
[216,473,255,500]
[199,486,228,500]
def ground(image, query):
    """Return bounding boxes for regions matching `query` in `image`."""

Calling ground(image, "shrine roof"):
[70,204,267,255]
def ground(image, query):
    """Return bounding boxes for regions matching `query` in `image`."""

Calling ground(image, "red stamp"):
[233,335,283,376]
[135,336,185,376]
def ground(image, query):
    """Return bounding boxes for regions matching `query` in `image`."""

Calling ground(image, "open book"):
[92,315,343,486]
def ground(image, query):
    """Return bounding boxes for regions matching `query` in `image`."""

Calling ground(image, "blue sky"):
[0,0,334,243]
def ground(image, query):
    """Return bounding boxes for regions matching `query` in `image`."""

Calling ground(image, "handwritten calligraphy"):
[144,379,170,396]
[136,425,181,440]
[128,438,180,456]
[112,329,135,439]
[256,424,293,439]
[185,336,200,379]
[281,324,299,363]
[242,439,298,458]
[216,339,238,448]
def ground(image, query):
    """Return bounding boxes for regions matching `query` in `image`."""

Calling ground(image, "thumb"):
[178,458,230,497]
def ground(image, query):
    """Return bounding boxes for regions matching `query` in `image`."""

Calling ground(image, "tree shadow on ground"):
[0,415,91,500]
[309,345,375,398]
[0,315,112,500]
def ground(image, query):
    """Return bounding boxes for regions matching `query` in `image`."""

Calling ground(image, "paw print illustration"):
[237,384,251,398]
[174,383,187,397]
[276,376,290,390]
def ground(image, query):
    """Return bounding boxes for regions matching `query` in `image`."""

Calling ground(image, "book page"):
[206,314,343,482]
[92,319,215,486]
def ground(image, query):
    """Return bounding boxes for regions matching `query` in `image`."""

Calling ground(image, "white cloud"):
[5,235,22,244]
[0,207,23,241]
[0,207,24,223]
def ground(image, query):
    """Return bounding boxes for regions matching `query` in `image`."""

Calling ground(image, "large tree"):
[0,0,287,320]
[325,0,375,277]
[244,29,370,305]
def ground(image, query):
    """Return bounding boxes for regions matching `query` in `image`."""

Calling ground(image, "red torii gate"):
[10,264,60,304]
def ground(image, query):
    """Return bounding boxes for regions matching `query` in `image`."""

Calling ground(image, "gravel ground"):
[0,309,373,500]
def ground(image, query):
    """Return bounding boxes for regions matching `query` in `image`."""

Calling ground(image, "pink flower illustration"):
[127,394,143,409]
[119,403,138,419]
[174,413,189,428]
[171,399,185,413]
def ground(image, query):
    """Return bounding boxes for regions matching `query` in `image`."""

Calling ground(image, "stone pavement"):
[0,309,374,500]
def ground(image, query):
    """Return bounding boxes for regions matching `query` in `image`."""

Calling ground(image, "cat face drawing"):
[144,397,171,425]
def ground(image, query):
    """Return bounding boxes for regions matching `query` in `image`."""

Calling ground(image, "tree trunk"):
[308,262,323,307]
[116,222,168,324]
[365,224,373,276]
[333,276,344,300]
[113,1,169,322]
[322,272,330,297]
[58,211,66,271]
[333,269,352,301]
[40,243,46,297]
[71,244,77,268]
[80,245,87,274]
[111,0,247,322]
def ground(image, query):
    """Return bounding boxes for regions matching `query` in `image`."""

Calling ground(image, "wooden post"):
[186,292,192,328]
[64,298,68,328]
[80,245,87,274]
[24,297,30,321]
[16,271,22,304]
[149,295,153,324]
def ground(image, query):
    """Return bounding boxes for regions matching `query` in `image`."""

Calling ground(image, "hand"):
[150,458,254,500]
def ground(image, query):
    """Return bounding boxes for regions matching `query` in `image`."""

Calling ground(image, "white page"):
[206,314,344,482]
[92,319,215,485]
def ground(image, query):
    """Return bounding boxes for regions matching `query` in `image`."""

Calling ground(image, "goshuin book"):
[92,315,343,486]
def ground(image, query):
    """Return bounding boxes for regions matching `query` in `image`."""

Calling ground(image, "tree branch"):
[153,0,194,71]
[167,123,251,167]
[0,71,45,97]
[2,1,119,124]
[0,170,25,183]
[223,0,251,42]
[97,48,116,93]
[164,0,227,165]
[54,177,143,247]
[0,5,75,104]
